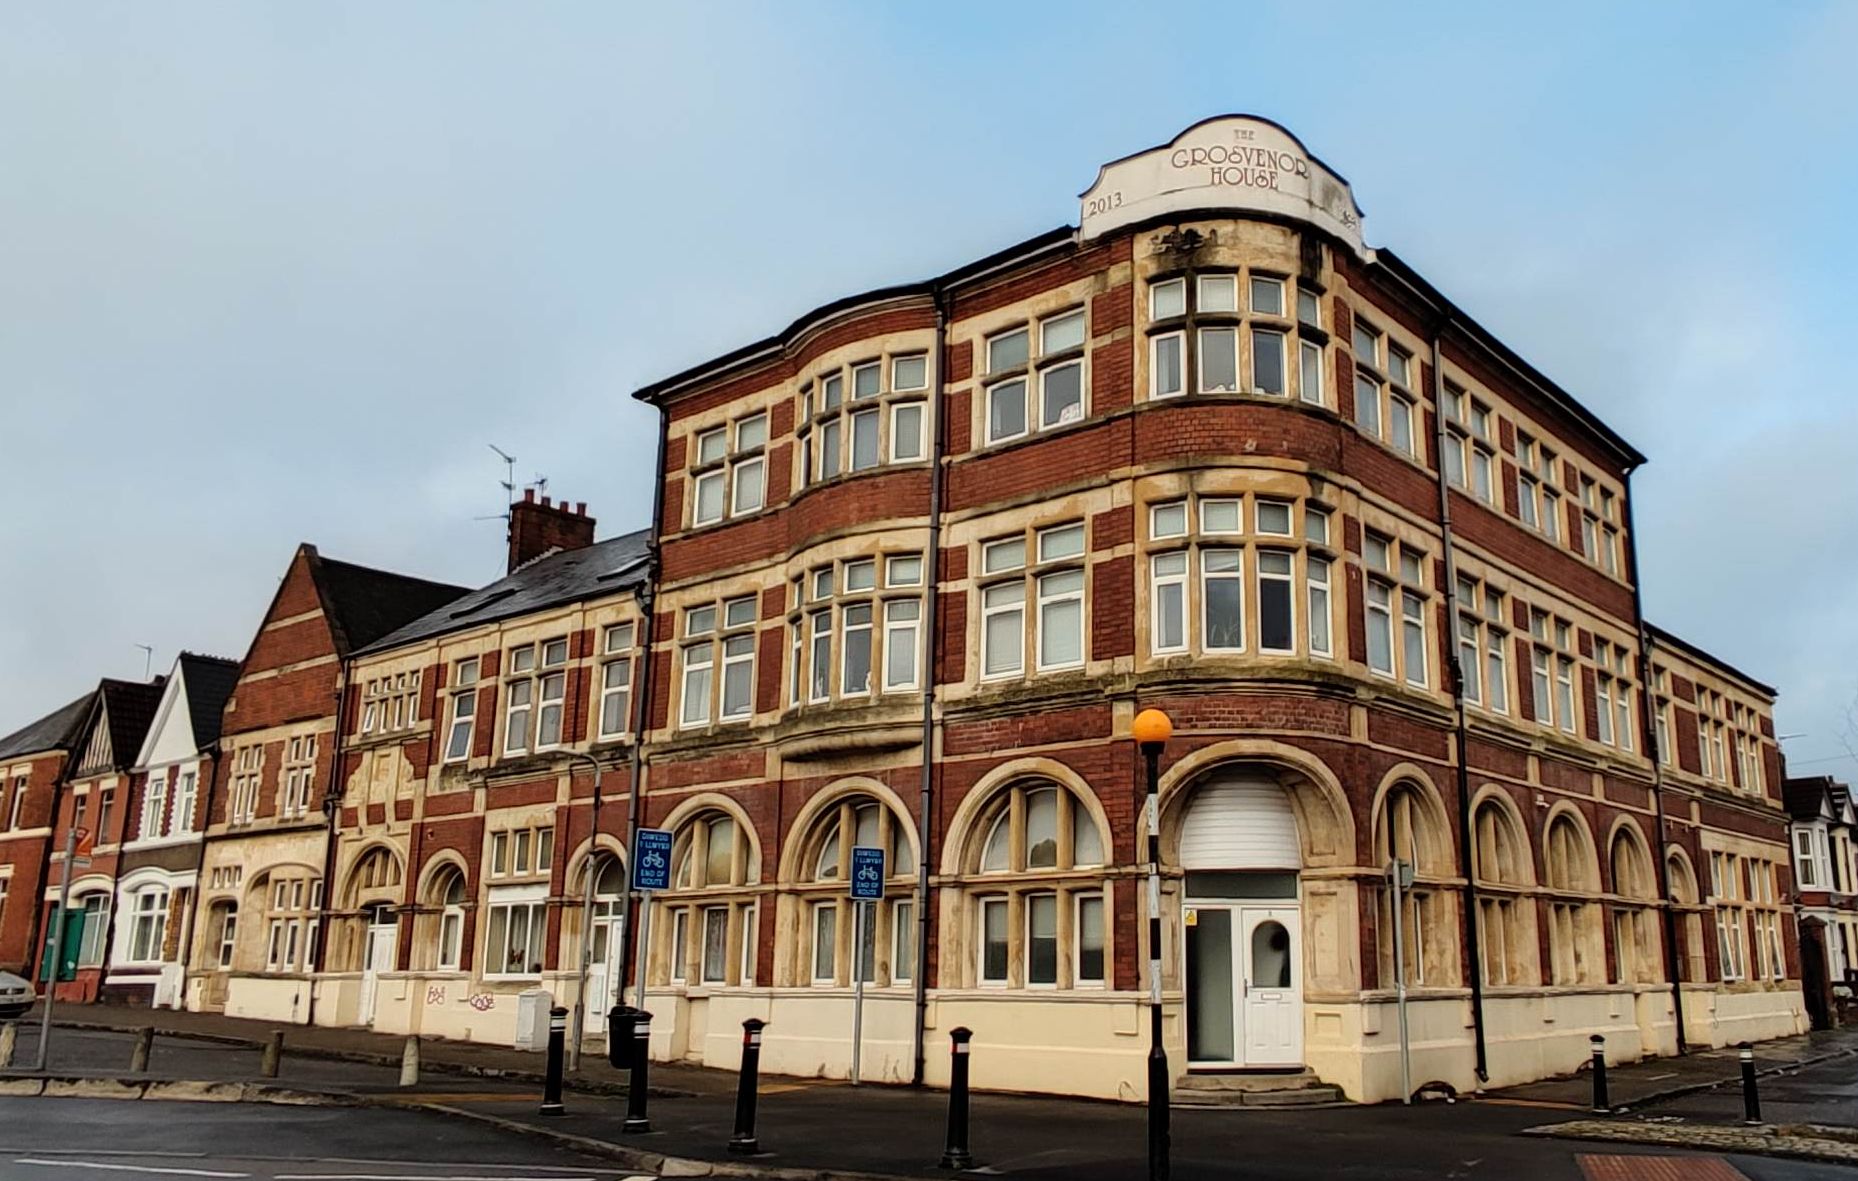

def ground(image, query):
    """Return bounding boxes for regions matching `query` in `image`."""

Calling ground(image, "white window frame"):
[1150,550,1189,656]
[141,774,168,841]
[977,896,1010,987]
[482,884,548,980]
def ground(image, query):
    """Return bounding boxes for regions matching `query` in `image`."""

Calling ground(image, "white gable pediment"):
[138,666,199,768]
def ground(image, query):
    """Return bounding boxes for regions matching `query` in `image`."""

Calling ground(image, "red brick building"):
[612,115,1799,1102]
[188,543,466,1021]
[0,693,94,978]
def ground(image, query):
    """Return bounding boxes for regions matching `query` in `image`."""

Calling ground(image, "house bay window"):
[443,657,479,762]
[798,353,929,488]
[691,411,768,527]
[789,553,924,707]
[961,781,1108,990]
[985,309,1087,444]
[681,597,757,727]
[979,524,1085,680]
[1454,574,1509,714]
[1147,497,1334,660]
[128,887,169,963]
[1146,271,1316,402]
[1363,532,1429,687]
[656,811,759,988]
[502,638,567,755]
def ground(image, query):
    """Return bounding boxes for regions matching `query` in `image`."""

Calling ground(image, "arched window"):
[206,900,238,970]
[795,795,917,988]
[1472,798,1531,986]
[959,780,1110,991]
[1666,851,1707,983]
[1543,814,1599,984]
[355,847,403,893]
[1609,827,1660,984]
[425,866,469,971]
[658,809,759,988]
[1373,783,1451,988]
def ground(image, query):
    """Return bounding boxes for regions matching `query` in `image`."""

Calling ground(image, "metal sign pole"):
[851,898,867,1086]
[848,846,884,1087]
[634,897,653,1019]
[35,823,80,1072]
[631,828,672,1019]
[1389,859,1412,1104]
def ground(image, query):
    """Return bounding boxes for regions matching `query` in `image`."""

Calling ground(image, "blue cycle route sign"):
[850,846,885,900]
[634,828,673,892]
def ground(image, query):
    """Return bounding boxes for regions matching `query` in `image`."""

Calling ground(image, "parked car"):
[0,969,35,1019]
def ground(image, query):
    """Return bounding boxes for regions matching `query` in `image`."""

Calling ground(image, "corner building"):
[629,117,1801,1104]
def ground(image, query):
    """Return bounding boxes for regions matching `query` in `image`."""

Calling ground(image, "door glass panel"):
[1251,919,1292,988]
[1186,907,1235,1061]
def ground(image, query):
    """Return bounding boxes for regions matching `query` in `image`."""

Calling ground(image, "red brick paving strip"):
[1578,1154,1748,1181]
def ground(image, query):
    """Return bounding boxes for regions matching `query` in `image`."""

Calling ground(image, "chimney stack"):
[508,494,596,573]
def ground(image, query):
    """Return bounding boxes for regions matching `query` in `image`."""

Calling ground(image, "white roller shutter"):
[1178,774,1300,870]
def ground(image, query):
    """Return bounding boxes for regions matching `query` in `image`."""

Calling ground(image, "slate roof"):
[0,692,97,761]
[358,530,652,656]
[1785,775,1852,824]
[306,549,473,657]
[93,677,168,774]
[177,652,241,750]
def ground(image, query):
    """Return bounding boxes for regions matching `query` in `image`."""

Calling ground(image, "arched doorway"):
[583,855,626,1035]
[1178,771,1302,1069]
[358,902,398,1025]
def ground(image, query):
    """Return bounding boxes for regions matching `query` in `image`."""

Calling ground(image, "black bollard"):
[729,1018,767,1155]
[939,1027,974,1171]
[1739,1043,1761,1124]
[540,1006,567,1116]
[623,1009,652,1134]
[1589,1035,1608,1113]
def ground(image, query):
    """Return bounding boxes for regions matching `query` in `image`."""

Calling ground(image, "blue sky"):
[3,1,1854,776]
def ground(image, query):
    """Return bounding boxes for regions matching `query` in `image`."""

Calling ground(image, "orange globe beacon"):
[1132,708,1173,747]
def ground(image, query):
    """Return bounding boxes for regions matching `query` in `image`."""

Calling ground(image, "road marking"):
[12,1161,249,1178]
[274,1175,606,1181]
[1478,1097,1584,1110]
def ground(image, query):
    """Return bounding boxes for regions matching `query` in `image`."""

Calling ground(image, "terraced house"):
[0,116,1803,1107]
[188,544,466,1022]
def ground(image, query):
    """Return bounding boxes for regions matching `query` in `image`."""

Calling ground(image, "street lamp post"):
[567,750,606,1073]
[1132,707,1173,1181]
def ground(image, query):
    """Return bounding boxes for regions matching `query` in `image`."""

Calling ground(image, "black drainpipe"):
[911,289,950,1086]
[1427,326,1489,1083]
[305,658,353,1027]
[619,403,669,1005]
[1622,471,1688,1054]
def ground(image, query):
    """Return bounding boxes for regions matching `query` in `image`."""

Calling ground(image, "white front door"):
[1239,907,1302,1067]
[359,924,396,1025]
[1186,902,1302,1068]
[584,915,624,1035]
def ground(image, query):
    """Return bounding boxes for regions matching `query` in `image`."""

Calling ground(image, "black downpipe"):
[1622,473,1688,1053]
[306,661,354,1027]
[1428,328,1489,1083]
[619,404,669,1005]
[912,290,950,1086]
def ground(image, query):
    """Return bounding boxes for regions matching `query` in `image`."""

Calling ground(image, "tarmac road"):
[0,1097,650,1181]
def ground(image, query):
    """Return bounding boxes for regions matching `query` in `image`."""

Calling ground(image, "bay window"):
[789,553,925,706]
[1146,496,1334,661]
[1147,270,1312,402]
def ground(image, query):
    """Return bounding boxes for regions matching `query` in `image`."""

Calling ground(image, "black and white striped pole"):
[1134,708,1173,1181]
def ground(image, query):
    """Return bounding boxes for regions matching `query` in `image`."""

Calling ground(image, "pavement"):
[7,1006,1858,1180]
